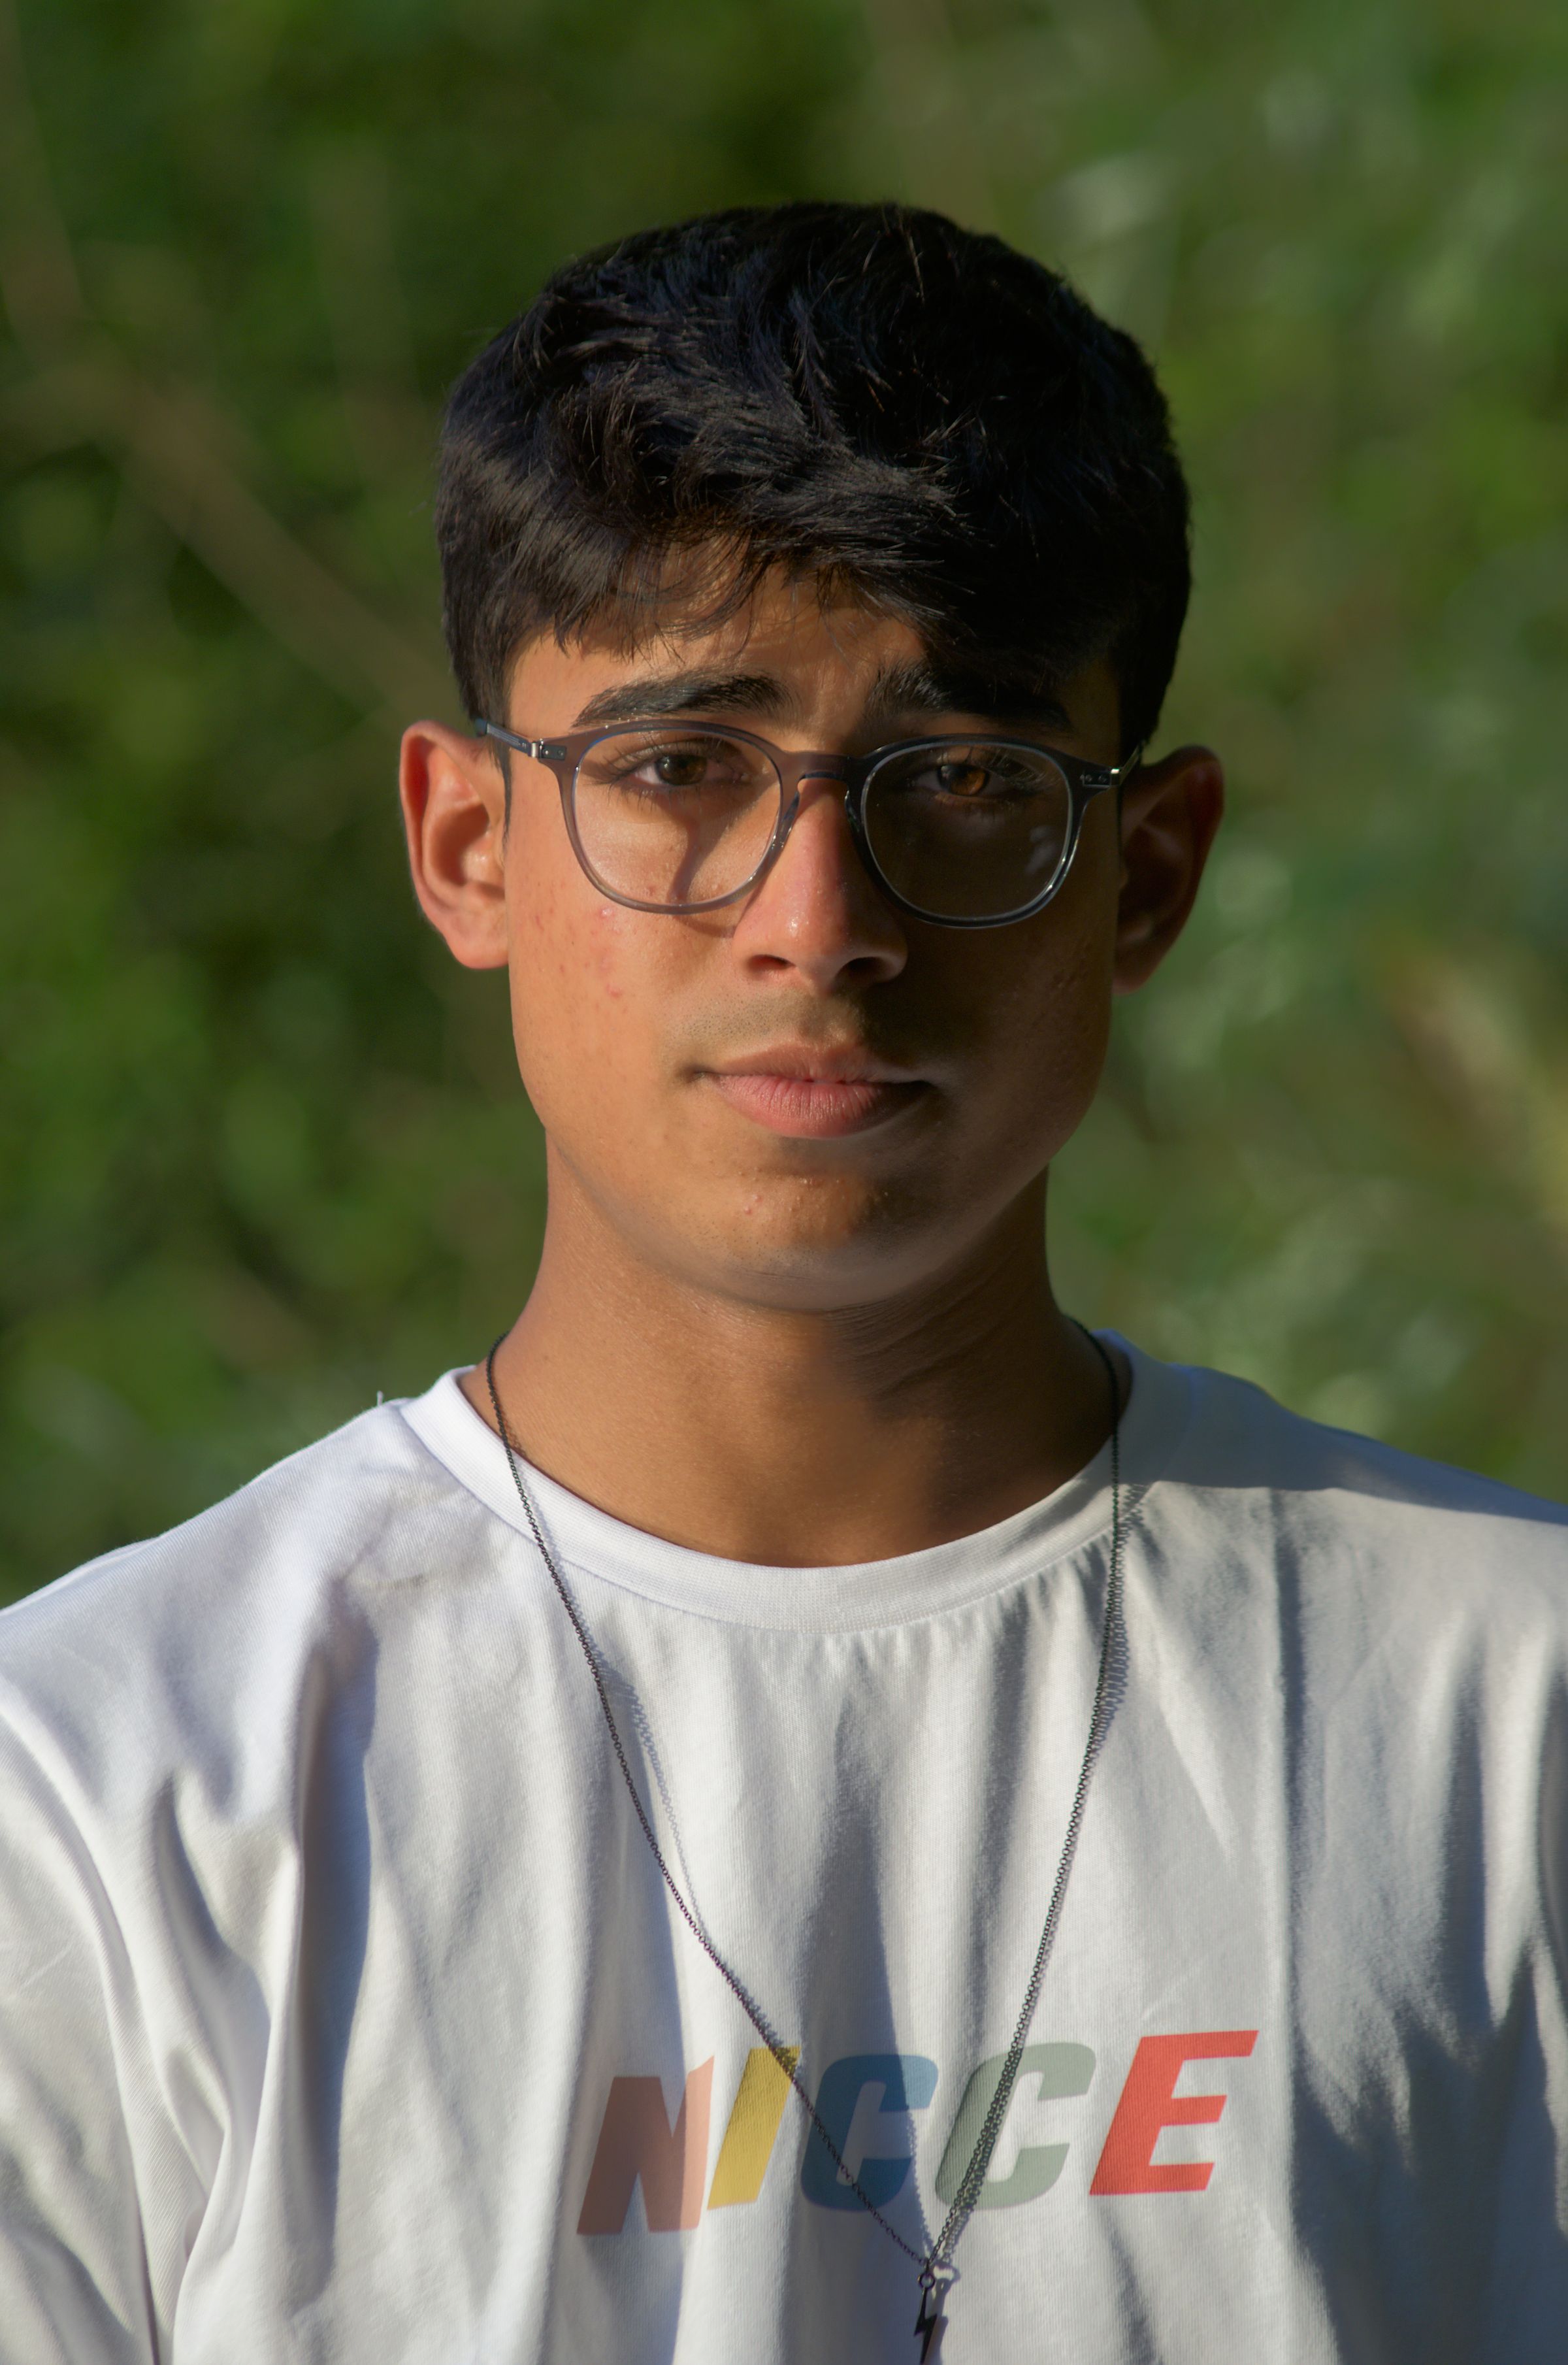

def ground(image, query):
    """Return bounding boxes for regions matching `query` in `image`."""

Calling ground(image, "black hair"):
[436,201,1191,755]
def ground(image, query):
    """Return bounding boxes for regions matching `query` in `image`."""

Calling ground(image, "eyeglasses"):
[473,717,1143,929]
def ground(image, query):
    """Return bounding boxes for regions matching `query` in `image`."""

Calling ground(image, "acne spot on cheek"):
[585,906,630,998]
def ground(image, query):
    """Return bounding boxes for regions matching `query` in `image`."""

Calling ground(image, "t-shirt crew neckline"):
[399,1334,1192,1634]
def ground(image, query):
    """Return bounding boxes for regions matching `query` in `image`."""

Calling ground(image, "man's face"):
[402,579,1219,1312]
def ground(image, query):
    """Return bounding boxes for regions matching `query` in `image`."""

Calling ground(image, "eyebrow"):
[571,659,1073,735]
[573,670,790,727]
[862,660,1073,734]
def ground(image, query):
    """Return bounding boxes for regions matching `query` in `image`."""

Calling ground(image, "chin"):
[683,1176,957,1307]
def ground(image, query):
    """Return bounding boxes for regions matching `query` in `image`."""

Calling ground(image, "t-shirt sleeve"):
[1535,1681,1568,2226]
[0,1720,171,2364]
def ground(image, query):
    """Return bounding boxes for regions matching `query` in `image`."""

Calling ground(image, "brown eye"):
[651,750,710,788]
[933,763,991,798]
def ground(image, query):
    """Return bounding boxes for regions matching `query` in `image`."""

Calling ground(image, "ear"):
[1113,745,1226,993]
[399,719,510,971]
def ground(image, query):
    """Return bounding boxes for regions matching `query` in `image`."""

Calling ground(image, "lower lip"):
[706,1072,926,1138]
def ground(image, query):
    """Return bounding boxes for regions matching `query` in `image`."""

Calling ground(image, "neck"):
[462,1168,1121,1567]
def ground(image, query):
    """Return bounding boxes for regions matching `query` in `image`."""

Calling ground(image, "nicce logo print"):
[578,2030,1258,2234]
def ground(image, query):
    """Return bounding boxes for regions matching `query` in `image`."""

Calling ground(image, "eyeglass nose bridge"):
[772,752,860,848]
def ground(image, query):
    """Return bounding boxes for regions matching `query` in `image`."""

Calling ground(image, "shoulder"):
[1169,1354,1565,1527]
[0,1392,487,1804]
[1145,1349,1568,1634]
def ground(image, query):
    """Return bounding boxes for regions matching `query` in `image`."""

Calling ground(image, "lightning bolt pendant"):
[915,2273,952,2359]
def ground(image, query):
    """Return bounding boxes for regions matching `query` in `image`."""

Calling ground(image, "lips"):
[702,1048,928,1138]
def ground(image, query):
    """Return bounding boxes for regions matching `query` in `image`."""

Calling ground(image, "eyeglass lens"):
[572,729,782,909]
[861,742,1072,921]
[570,727,1073,921]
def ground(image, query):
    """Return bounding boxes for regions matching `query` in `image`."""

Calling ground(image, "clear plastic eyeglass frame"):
[472,715,1144,930]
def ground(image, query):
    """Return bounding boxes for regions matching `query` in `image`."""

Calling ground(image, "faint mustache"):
[678,1002,964,1078]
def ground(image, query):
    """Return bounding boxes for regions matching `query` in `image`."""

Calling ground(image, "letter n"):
[578,2059,715,2234]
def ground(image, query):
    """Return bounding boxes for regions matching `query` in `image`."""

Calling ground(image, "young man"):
[1,203,1565,2364]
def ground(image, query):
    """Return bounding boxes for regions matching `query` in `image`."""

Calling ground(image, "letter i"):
[708,2045,802,2209]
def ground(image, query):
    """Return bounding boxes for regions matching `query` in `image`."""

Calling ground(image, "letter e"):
[1090,2031,1257,2196]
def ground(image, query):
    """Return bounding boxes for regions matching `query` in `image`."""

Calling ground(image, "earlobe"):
[399,721,512,972]
[1112,746,1225,993]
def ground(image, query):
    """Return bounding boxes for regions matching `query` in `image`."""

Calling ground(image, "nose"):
[729,774,907,992]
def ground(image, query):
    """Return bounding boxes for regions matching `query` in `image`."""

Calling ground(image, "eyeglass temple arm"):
[473,718,569,760]
[1097,740,1146,791]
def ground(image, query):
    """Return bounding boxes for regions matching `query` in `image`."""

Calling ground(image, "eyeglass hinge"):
[474,719,568,761]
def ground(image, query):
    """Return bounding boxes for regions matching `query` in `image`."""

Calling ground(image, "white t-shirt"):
[1,1341,1566,2364]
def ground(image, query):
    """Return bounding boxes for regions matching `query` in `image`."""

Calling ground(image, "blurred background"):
[2,0,1565,1600]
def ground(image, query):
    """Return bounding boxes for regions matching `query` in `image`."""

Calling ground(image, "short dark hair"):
[436,202,1191,755]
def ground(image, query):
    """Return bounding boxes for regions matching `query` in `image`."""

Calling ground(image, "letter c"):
[936,2043,1096,2208]
[800,2053,938,2210]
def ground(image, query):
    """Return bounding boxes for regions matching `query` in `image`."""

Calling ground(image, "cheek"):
[954,912,1115,1158]
[504,886,670,1134]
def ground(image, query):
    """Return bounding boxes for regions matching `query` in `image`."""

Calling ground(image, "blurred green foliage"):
[2,0,1565,1598]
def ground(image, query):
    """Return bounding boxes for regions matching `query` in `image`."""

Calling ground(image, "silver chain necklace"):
[485,1331,1124,2359]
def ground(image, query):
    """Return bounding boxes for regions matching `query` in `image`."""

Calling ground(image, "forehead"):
[512,582,915,720]
[508,576,1085,738]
